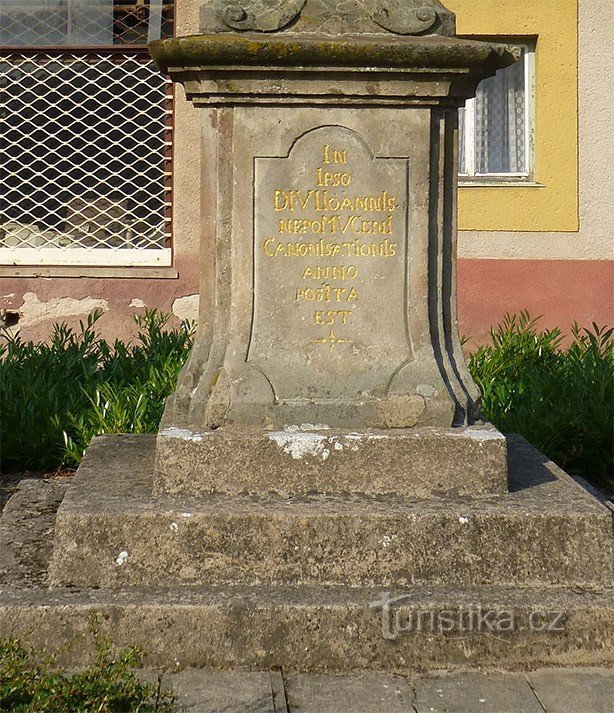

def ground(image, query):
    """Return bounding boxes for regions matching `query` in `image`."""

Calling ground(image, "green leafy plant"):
[1,309,611,494]
[0,309,194,472]
[468,312,613,494]
[0,615,175,711]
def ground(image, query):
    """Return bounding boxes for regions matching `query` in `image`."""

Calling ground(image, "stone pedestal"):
[154,424,508,498]
[146,1,520,499]
[149,27,518,433]
[48,435,613,594]
[3,1,611,673]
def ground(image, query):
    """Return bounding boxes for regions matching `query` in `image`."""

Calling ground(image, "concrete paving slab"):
[414,672,544,713]
[528,667,614,713]
[285,673,412,713]
[128,668,614,713]
[161,669,278,712]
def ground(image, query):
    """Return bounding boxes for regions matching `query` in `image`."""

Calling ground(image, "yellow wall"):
[448,0,579,232]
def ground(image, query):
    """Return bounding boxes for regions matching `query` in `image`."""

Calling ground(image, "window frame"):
[0,2,175,271]
[459,41,536,184]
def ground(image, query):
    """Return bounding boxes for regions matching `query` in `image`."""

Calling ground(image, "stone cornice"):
[150,32,520,77]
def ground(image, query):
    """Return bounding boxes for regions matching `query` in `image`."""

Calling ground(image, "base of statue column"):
[46,434,612,592]
[2,584,613,672]
[1,436,612,670]
[154,424,508,498]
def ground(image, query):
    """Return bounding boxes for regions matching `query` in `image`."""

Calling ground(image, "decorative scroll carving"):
[201,0,456,36]
[371,1,453,36]
[221,0,307,32]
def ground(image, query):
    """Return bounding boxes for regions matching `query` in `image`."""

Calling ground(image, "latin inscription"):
[249,126,409,399]
[263,144,400,343]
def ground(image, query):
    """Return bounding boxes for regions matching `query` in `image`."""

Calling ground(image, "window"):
[0,2,174,268]
[459,44,534,181]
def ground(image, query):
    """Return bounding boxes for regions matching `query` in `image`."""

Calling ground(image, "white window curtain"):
[476,48,526,174]
[460,47,529,176]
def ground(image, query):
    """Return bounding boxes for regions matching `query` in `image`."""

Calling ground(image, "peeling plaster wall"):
[17,293,109,328]
[0,263,199,341]
[172,294,199,322]
[0,1,203,342]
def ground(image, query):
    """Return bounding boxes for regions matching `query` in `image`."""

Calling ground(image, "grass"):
[0,309,611,494]
[0,616,174,712]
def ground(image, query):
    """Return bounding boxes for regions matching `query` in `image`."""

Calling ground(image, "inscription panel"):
[248,126,410,400]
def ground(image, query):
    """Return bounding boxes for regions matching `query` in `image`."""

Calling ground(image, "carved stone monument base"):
[154,424,508,498]
[2,431,613,671]
[3,1,611,672]
[48,435,612,595]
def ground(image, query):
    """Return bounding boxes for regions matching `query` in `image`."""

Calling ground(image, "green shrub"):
[0,309,194,472]
[0,616,174,712]
[1,309,611,494]
[468,312,613,494]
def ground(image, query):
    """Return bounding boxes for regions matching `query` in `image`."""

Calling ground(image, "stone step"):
[1,584,613,672]
[48,435,613,590]
[154,424,508,497]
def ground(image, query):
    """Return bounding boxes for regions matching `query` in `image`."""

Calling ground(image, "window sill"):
[0,266,179,279]
[459,180,546,188]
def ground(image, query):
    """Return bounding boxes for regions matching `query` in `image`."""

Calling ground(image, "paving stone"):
[285,673,412,713]
[136,669,614,713]
[414,672,544,713]
[528,667,614,713]
[162,669,278,712]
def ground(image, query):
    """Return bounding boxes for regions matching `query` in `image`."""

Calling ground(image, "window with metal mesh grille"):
[0,2,174,267]
[0,1,174,47]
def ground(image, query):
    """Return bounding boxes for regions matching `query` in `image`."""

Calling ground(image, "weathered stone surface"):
[2,484,613,672]
[527,668,614,713]
[152,34,518,77]
[148,1,519,434]
[156,102,485,430]
[414,672,545,713]
[1,584,613,672]
[249,127,412,411]
[0,478,70,588]
[48,435,612,589]
[285,673,412,712]
[155,424,508,497]
[199,0,457,37]
[217,0,307,33]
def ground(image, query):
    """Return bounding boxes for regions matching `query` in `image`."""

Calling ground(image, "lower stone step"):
[1,584,612,672]
[48,435,613,589]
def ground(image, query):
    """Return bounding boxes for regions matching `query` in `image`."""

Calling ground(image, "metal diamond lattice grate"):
[0,2,174,47]
[0,51,172,266]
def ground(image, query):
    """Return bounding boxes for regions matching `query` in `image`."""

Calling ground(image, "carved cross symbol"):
[312,330,353,351]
